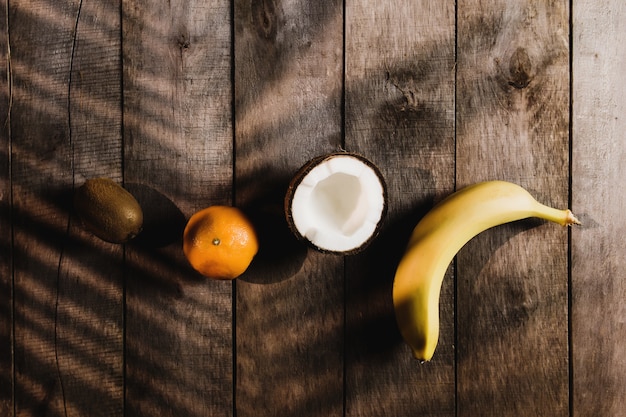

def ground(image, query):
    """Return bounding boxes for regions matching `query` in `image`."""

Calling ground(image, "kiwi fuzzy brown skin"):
[74,178,144,244]
[284,151,388,255]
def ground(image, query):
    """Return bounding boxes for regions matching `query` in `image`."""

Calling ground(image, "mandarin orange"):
[183,205,258,280]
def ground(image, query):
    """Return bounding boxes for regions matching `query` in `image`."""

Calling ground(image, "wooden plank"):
[10,1,125,415]
[456,1,570,415]
[0,0,12,414]
[233,0,344,415]
[344,1,456,416]
[571,1,626,415]
[7,0,73,406]
[59,1,126,415]
[122,0,234,416]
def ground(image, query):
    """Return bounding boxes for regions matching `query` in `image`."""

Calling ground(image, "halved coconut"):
[285,152,387,254]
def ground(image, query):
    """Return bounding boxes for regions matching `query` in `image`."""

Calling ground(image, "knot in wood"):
[508,47,532,89]
[177,33,191,51]
[252,0,278,40]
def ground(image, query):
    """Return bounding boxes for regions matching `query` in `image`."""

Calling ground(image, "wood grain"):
[61,1,126,415]
[571,1,626,416]
[2,1,626,416]
[122,0,233,416]
[456,1,570,415]
[9,0,125,415]
[234,0,344,415]
[0,0,11,414]
[344,1,456,416]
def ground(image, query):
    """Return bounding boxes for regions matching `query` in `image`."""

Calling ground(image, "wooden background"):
[1,0,624,416]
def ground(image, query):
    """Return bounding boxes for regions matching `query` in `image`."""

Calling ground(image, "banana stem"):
[534,204,581,227]
[564,210,581,226]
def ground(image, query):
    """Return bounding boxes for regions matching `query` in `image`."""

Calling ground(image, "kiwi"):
[74,178,143,243]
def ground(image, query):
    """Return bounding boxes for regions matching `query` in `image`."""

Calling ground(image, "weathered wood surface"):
[456,1,570,416]
[234,0,344,415]
[123,1,234,416]
[344,1,456,416]
[0,2,9,415]
[1,0,624,416]
[571,1,626,416]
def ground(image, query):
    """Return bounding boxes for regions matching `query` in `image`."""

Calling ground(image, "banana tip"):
[566,210,581,226]
[412,349,434,363]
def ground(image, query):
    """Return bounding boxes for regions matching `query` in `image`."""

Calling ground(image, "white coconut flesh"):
[289,154,386,253]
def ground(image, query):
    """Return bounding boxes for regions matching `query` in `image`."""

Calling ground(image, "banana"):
[392,180,580,361]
